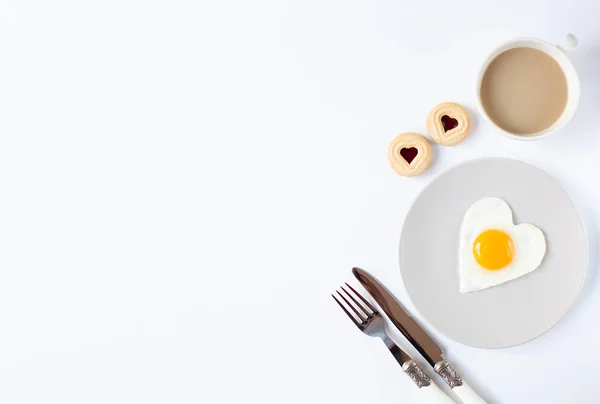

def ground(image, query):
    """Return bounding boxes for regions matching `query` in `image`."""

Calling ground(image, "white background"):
[1,1,600,403]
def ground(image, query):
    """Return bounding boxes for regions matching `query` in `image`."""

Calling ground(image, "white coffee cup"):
[476,33,580,141]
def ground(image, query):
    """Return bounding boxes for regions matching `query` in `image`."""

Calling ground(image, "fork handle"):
[435,360,487,404]
[402,360,456,403]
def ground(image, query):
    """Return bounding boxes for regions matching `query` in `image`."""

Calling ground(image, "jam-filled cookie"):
[426,102,470,146]
[387,133,432,177]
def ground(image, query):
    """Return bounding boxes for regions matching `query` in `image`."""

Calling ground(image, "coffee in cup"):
[477,34,579,140]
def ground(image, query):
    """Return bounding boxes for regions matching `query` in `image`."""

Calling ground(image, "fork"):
[333,283,455,403]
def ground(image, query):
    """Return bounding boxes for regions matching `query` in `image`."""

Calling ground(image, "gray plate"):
[400,158,588,348]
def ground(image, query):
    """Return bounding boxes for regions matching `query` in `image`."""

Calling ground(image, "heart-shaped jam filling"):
[400,147,418,164]
[441,115,458,132]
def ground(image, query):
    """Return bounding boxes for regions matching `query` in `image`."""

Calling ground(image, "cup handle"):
[558,33,578,53]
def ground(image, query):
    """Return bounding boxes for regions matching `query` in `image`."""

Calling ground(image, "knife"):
[353,267,488,404]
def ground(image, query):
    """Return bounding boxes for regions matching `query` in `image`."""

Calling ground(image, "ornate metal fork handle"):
[382,336,431,388]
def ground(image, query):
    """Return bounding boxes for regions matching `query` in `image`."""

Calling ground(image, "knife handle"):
[435,361,487,404]
[402,361,455,403]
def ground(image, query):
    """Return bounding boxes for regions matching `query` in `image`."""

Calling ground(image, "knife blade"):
[352,266,442,366]
[352,267,488,404]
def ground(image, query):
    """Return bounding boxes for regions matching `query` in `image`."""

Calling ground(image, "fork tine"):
[332,294,361,328]
[340,285,372,317]
[344,283,377,313]
[336,290,366,322]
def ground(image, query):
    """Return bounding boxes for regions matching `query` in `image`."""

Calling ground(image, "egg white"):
[459,197,546,293]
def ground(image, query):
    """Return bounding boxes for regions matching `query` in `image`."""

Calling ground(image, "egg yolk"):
[472,229,514,270]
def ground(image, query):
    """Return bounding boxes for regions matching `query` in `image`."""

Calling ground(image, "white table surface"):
[2,1,600,403]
